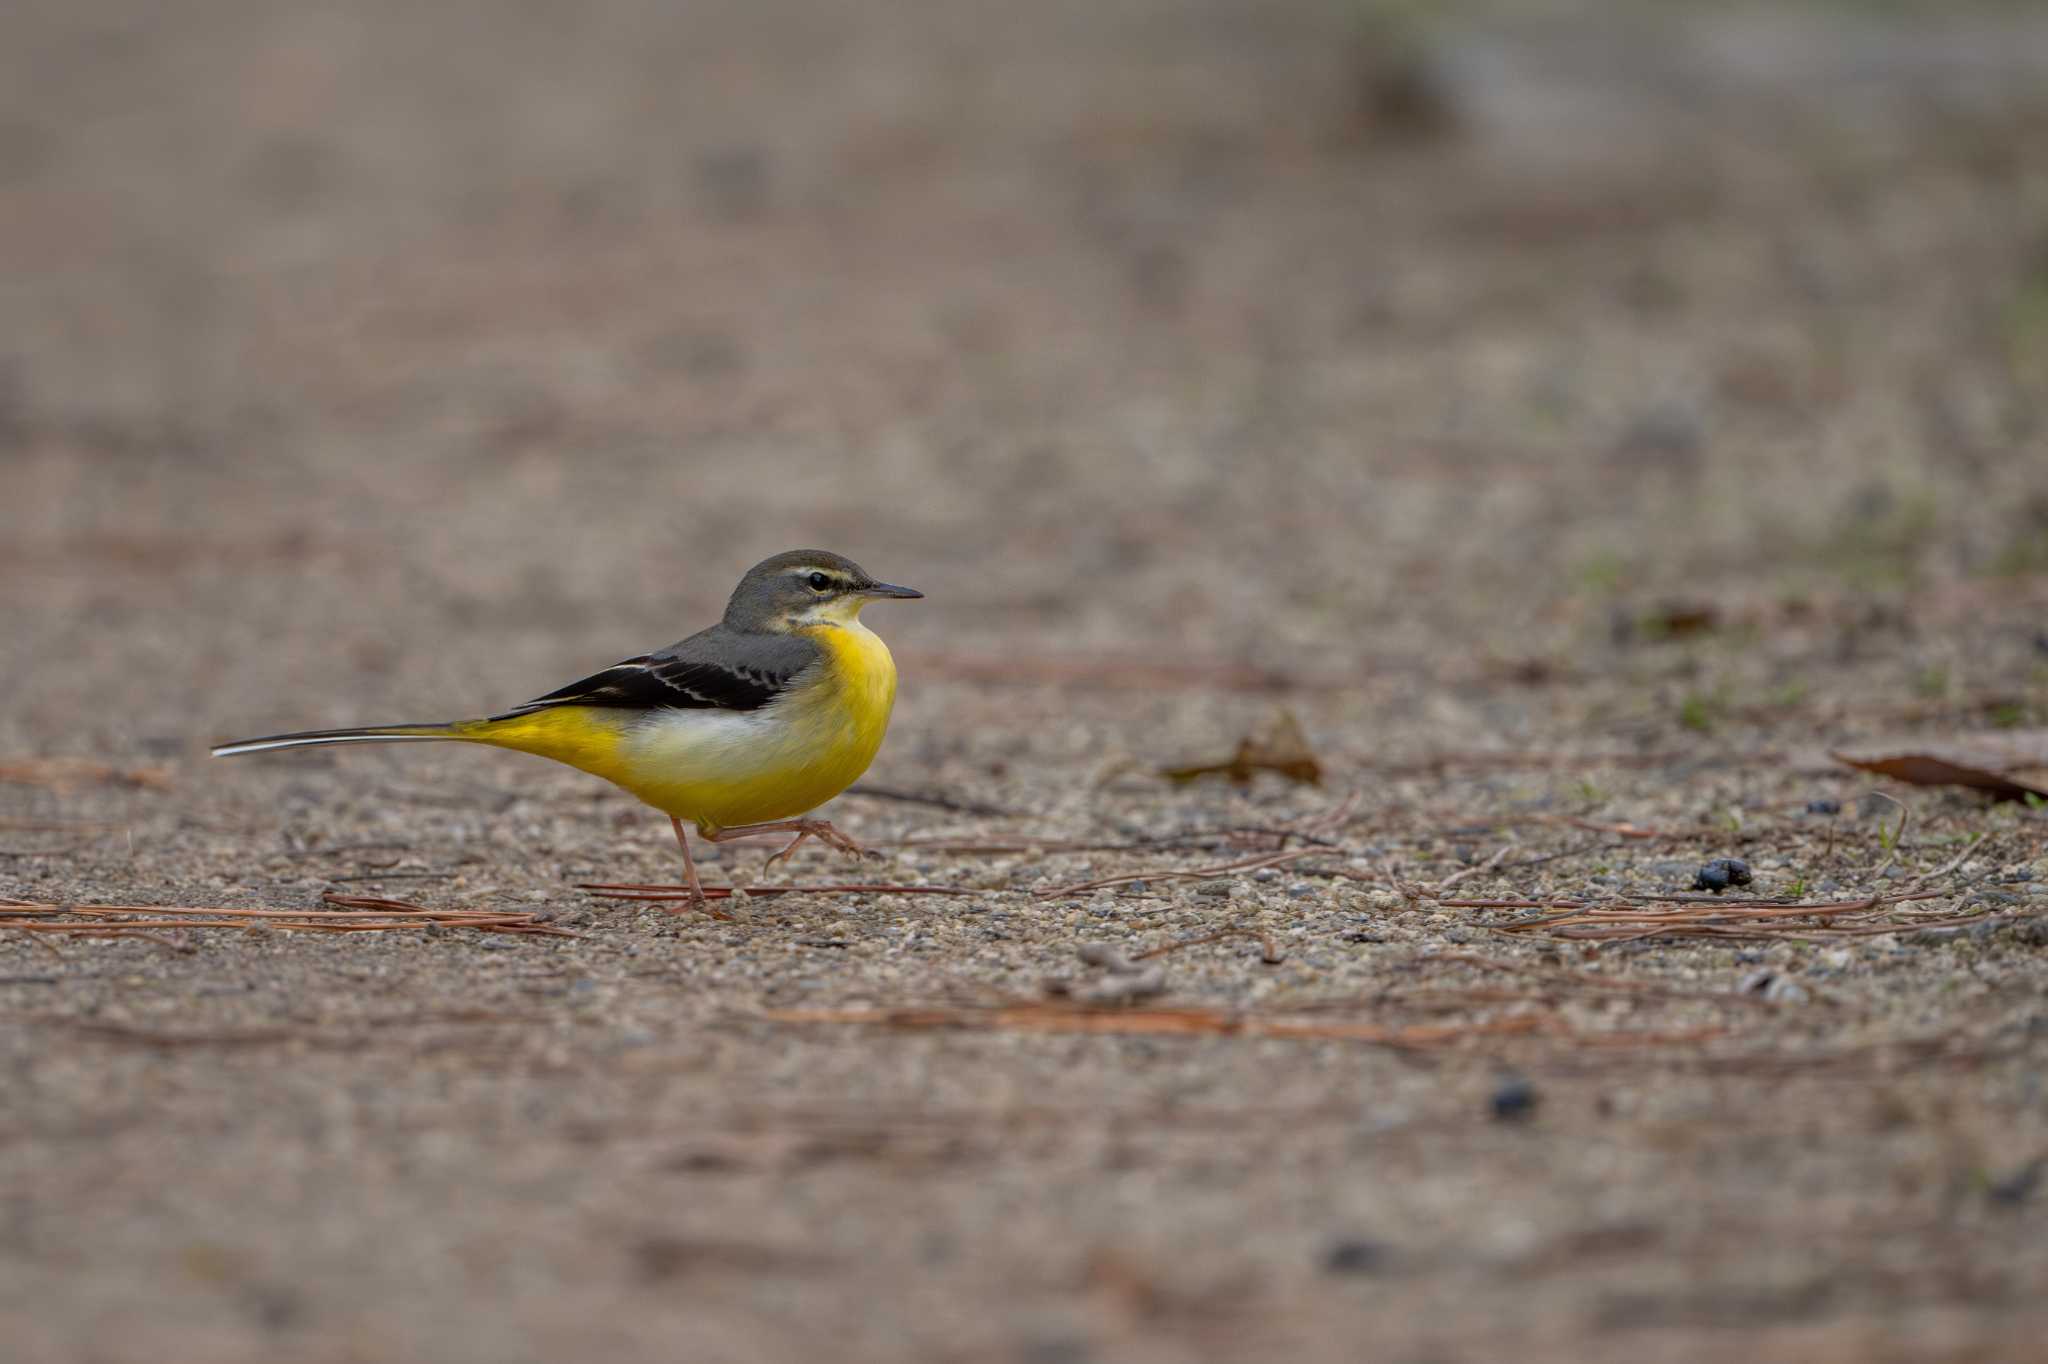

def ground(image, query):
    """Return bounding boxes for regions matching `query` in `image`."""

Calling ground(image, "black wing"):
[496,627,818,717]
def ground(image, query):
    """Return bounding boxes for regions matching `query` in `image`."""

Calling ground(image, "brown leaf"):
[1644,601,1721,638]
[1160,710,1322,787]
[1832,733,2048,802]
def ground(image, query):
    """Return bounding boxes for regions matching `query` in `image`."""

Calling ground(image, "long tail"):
[210,722,470,758]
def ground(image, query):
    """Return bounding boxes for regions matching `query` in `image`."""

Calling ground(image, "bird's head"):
[724,549,923,633]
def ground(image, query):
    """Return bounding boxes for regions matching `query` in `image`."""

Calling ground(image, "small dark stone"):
[1692,858,1753,893]
[1805,799,1842,816]
[1321,1238,1390,1275]
[1988,1158,2045,1208]
[1491,1076,1539,1122]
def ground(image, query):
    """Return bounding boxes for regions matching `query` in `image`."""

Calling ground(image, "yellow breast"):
[607,620,899,833]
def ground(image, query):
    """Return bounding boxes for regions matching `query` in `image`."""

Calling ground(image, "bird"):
[212,549,923,911]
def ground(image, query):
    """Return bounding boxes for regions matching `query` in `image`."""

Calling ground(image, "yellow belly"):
[452,707,638,785]
[473,622,899,834]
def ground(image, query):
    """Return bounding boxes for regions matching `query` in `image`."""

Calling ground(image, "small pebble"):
[1321,1238,1390,1275]
[1692,858,1753,893]
[1988,1158,2044,1207]
[1490,1077,1538,1122]
[1193,879,1236,898]
[1805,799,1842,815]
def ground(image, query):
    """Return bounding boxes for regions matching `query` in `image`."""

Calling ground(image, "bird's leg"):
[667,815,710,913]
[705,818,881,872]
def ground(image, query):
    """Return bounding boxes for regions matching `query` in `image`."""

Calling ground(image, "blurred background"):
[7,5,2048,1361]
[5,0,2045,755]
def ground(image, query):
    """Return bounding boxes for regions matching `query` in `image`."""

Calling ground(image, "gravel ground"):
[4,3,2048,1360]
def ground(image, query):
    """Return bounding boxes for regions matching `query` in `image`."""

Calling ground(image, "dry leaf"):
[1832,732,2048,803]
[1160,711,1322,787]
[1644,601,1721,638]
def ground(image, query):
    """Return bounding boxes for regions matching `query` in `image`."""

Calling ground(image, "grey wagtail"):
[213,550,922,910]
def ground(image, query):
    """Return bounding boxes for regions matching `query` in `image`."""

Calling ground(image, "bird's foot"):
[709,818,883,872]
[763,820,881,872]
[659,814,726,916]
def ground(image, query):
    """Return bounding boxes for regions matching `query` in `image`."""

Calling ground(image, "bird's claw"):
[758,821,878,872]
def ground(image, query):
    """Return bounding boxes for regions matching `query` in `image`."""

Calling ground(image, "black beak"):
[862,581,924,600]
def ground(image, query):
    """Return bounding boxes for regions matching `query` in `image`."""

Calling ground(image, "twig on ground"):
[1131,925,1284,966]
[579,881,982,903]
[1481,888,1967,943]
[0,759,174,790]
[845,785,1016,817]
[0,894,579,940]
[887,837,1101,854]
[278,840,416,860]
[1906,832,1983,890]
[1033,846,1320,899]
[890,794,1358,857]
[1501,841,1604,873]
[1431,844,1515,895]
[760,1002,1724,1050]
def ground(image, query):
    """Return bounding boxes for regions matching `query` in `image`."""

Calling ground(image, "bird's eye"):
[807,571,832,592]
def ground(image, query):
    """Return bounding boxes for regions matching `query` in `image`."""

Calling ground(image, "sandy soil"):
[4,3,2048,1360]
